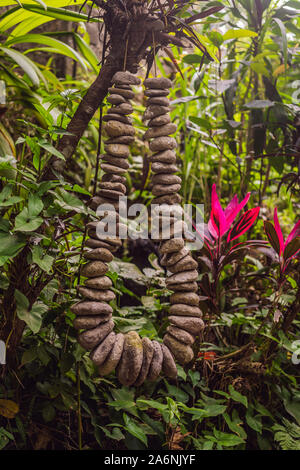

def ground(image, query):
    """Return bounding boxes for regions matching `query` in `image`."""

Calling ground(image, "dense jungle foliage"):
[0,0,300,451]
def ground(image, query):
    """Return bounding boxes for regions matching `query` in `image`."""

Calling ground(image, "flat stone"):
[143,105,170,121]
[148,150,176,164]
[84,276,113,290]
[78,286,115,302]
[97,189,126,201]
[153,194,182,205]
[169,304,202,318]
[99,182,127,194]
[169,282,198,292]
[165,247,189,266]
[152,173,181,185]
[102,174,127,185]
[134,337,154,387]
[84,247,114,262]
[100,163,127,175]
[151,162,179,174]
[117,331,143,386]
[78,319,114,350]
[169,316,205,336]
[103,113,133,124]
[147,341,163,382]
[144,123,177,140]
[167,325,195,345]
[168,255,198,274]
[148,96,169,106]
[160,238,184,254]
[98,333,125,375]
[90,196,120,211]
[161,344,177,379]
[145,89,169,97]
[108,103,133,115]
[108,87,135,99]
[106,135,135,145]
[150,137,177,152]
[104,144,130,158]
[149,114,171,127]
[73,315,112,330]
[163,334,194,365]
[105,121,135,137]
[85,238,118,252]
[71,301,113,316]
[102,155,130,170]
[90,331,116,366]
[152,183,181,196]
[166,270,198,285]
[170,292,199,306]
[144,77,172,89]
[107,94,126,105]
[112,71,141,86]
[81,261,108,278]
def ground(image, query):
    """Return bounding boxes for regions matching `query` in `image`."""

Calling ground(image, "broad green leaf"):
[123,414,148,446]
[14,208,43,232]
[0,231,26,256]
[38,141,65,160]
[223,29,258,40]
[229,385,248,407]
[32,245,54,273]
[28,193,43,216]
[0,46,39,85]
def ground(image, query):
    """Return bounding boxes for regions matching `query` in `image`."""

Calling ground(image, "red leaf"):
[264,221,281,255]
[227,207,260,242]
[283,237,300,263]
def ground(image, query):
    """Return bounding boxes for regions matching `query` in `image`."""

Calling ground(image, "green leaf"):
[14,208,43,232]
[28,193,43,216]
[0,231,26,257]
[0,46,40,86]
[228,385,248,408]
[273,18,287,71]
[123,414,148,446]
[223,29,258,40]
[38,141,65,160]
[246,411,262,434]
[32,245,54,273]
[15,290,47,334]
[264,221,280,255]
[213,429,245,447]
[182,53,203,64]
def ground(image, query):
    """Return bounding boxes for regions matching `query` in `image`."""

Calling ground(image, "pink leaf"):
[285,219,300,247]
[224,192,251,230]
[227,207,260,242]
[274,208,285,255]
[209,184,227,238]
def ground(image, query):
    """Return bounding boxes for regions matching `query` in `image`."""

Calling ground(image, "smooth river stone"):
[151,162,179,174]
[85,238,118,252]
[112,71,141,86]
[169,304,202,318]
[134,337,154,386]
[148,96,169,106]
[169,316,205,336]
[106,135,135,145]
[78,319,114,350]
[152,173,181,185]
[165,247,189,266]
[152,183,181,196]
[90,331,116,366]
[166,270,198,285]
[90,195,120,210]
[102,155,130,170]
[150,137,177,152]
[98,333,125,376]
[147,341,163,382]
[99,181,127,194]
[145,89,169,97]
[105,121,135,137]
[97,189,125,201]
[71,301,113,316]
[78,286,115,302]
[81,261,108,278]
[153,194,182,205]
[144,123,177,140]
[148,150,176,164]
[73,315,111,330]
[100,163,127,175]
[84,248,113,262]
[104,144,130,158]
[160,238,184,254]
[163,334,194,365]
[161,344,178,379]
[169,282,198,292]
[107,94,126,105]
[167,325,195,345]
[103,113,133,124]
[144,77,172,89]
[117,331,143,386]
[108,103,133,115]
[102,174,127,185]
[170,292,199,306]
[84,276,113,290]
[168,255,198,274]
[108,87,135,99]
[143,105,170,121]
[149,114,171,127]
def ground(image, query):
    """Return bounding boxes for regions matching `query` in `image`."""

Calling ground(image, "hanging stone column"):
[143,77,205,366]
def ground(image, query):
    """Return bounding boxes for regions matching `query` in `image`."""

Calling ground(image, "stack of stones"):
[143,77,205,366]
[71,71,179,386]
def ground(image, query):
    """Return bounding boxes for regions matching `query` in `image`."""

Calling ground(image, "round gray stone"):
[78,319,114,350]
[90,331,116,366]
[160,238,184,254]
[73,315,112,330]
[134,337,154,386]
[144,123,177,140]
[150,136,177,152]
[84,248,114,262]
[78,286,115,302]
[149,114,171,127]
[84,276,113,290]
[148,150,176,164]
[166,270,198,285]
[98,333,125,375]
[104,144,130,158]
[117,331,143,386]
[170,292,199,306]
[105,121,135,137]
[81,261,108,278]
[144,77,172,89]
[169,316,205,336]
[169,304,202,318]
[167,325,195,345]
[71,301,113,316]
[163,334,194,365]
[161,344,178,379]
[147,340,163,382]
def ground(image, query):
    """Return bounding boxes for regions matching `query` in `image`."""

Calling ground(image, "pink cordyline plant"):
[264,208,300,274]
